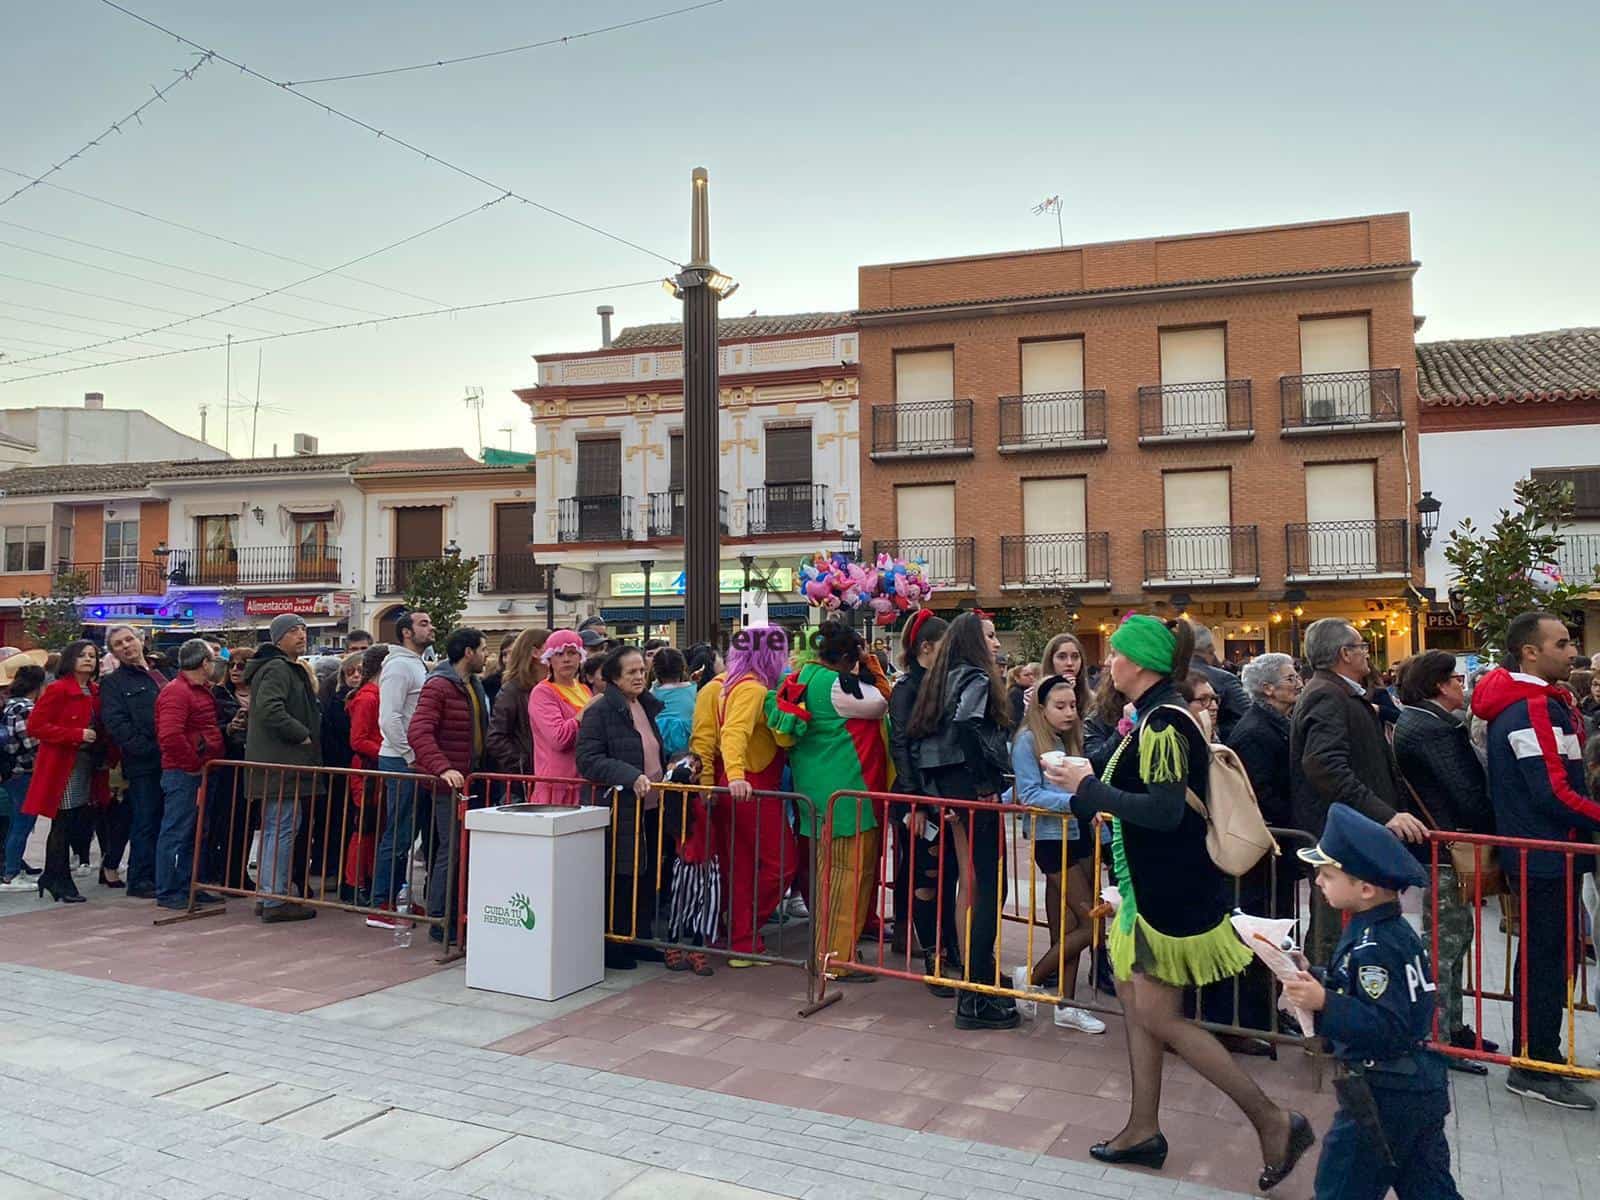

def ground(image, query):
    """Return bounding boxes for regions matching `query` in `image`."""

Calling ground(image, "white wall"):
[1421,424,1600,589]
[0,408,225,466]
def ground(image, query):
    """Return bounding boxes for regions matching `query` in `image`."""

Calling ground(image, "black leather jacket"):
[910,664,1009,796]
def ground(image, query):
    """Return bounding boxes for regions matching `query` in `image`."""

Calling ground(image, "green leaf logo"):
[509,892,536,931]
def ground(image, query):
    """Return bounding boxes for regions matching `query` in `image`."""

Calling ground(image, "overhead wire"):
[1,52,213,209]
[0,278,660,384]
[0,218,393,318]
[0,194,511,367]
[0,166,449,307]
[284,1,725,85]
[95,0,682,268]
[0,267,291,337]
[0,296,220,341]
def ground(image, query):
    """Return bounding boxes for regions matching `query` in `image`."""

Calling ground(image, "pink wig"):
[540,629,585,663]
[726,626,789,691]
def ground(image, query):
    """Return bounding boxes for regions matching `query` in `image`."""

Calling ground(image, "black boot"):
[955,992,1020,1031]
[923,951,955,998]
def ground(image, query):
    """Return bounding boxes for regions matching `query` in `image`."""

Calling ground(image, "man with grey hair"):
[1290,618,1426,963]
[153,638,225,910]
[1188,622,1249,742]
[101,622,170,895]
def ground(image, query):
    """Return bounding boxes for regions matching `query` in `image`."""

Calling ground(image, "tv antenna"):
[464,386,485,454]
[497,423,515,451]
[1031,194,1064,247]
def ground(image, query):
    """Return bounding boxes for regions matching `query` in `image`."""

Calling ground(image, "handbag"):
[1401,778,1505,904]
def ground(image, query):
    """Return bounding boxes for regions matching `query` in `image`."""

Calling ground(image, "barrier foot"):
[153,903,228,927]
[798,989,842,1018]
[435,945,465,965]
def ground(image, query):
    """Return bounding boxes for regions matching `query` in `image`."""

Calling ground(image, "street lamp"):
[1169,592,1192,619]
[841,523,862,561]
[1415,491,1443,552]
[1284,587,1309,658]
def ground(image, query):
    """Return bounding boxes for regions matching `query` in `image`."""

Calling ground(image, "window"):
[294,513,335,579]
[1158,327,1228,431]
[1019,339,1086,439]
[103,519,139,561]
[668,430,684,491]
[1304,462,1377,574]
[894,348,955,445]
[763,425,812,485]
[55,524,72,566]
[1298,315,1372,420]
[3,526,45,573]
[194,514,239,584]
[894,483,959,586]
[576,436,621,496]
[1162,469,1233,578]
[1022,477,1088,581]
[1532,466,1600,518]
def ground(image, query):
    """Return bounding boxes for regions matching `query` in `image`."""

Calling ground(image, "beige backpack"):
[1157,705,1279,877]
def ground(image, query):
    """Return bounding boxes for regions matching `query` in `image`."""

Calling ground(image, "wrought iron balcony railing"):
[558,495,633,543]
[1280,369,1403,432]
[997,390,1108,451]
[1142,525,1260,584]
[646,489,728,538]
[476,554,551,595]
[1285,520,1409,579]
[54,560,164,596]
[164,545,342,587]
[1137,380,1253,441]
[374,556,445,596]
[1557,533,1600,586]
[872,537,976,590]
[999,532,1111,588]
[747,484,829,534]
[870,399,975,458]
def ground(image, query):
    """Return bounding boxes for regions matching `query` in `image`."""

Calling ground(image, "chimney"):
[596,305,615,348]
[84,392,104,410]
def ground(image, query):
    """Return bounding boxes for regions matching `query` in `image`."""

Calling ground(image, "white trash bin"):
[464,803,610,1001]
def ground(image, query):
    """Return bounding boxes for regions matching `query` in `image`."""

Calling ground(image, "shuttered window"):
[1021,339,1083,395]
[669,431,684,490]
[1532,466,1600,518]
[764,425,812,485]
[896,484,955,540]
[1299,316,1370,374]
[1022,478,1086,535]
[576,437,621,496]
[894,349,954,403]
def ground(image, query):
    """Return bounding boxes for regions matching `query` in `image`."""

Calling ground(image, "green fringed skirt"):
[1108,911,1252,988]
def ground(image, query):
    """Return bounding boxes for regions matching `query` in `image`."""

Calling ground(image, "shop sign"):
[243,595,325,616]
[326,592,353,617]
[1424,611,1471,630]
[611,567,794,598]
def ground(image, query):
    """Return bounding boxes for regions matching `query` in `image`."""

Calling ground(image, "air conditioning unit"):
[1307,399,1337,424]
[292,433,319,456]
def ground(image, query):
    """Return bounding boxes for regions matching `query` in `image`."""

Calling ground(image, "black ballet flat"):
[1258,1111,1315,1192]
[1089,1133,1168,1170]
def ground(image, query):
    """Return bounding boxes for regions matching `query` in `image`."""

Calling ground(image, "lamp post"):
[1284,587,1309,659]
[1414,491,1442,555]
[666,168,739,646]
[739,552,754,592]
[640,559,655,645]
[840,524,864,639]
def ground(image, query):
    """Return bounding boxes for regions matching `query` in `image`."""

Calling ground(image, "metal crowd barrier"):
[1426,828,1599,1080]
[160,759,465,962]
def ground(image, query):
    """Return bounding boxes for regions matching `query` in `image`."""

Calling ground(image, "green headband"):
[1110,614,1177,674]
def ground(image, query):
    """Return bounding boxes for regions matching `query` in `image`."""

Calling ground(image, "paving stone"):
[215,1082,332,1124]
[612,1167,783,1199]
[457,1136,648,1198]
[84,1051,221,1098]
[332,1108,513,1170]
[271,1094,392,1139]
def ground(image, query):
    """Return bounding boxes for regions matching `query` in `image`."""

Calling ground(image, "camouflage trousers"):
[1423,866,1474,1035]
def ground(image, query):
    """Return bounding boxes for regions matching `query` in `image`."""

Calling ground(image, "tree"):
[1442,476,1589,652]
[18,570,88,650]
[1010,602,1074,665]
[402,556,479,640]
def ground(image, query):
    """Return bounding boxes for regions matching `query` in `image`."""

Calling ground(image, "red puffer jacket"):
[156,672,224,773]
[407,664,490,790]
[347,681,382,766]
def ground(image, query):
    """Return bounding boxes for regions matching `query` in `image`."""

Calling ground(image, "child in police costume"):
[1282,803,1461,1200]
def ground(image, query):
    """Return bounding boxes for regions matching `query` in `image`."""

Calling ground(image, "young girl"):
[1010,675,1106,1033]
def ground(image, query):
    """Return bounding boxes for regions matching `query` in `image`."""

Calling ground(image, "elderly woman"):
[1047,617,1311,1186]
[527,629,591,805]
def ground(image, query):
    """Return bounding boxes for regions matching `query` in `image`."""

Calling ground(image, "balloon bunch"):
[798,551,936,626]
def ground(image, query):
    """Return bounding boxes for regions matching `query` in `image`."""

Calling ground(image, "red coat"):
[155,672,224,773]
[347,681,382,807]
[23,677,111,819]
[407,666,490,791]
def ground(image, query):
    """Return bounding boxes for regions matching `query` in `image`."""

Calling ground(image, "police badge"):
[1358,965,1389,999]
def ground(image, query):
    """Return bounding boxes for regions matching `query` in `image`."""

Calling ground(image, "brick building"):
[857,212,1429,664]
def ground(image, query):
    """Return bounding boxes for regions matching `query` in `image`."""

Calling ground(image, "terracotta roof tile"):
[1416,327,1600,406]
[609,311,854,349]
[0,461,153,496]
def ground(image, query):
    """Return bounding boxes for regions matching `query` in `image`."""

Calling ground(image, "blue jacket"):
[651,682,698,759]
[1011,727,1078,842]
[1471,668,1600,878]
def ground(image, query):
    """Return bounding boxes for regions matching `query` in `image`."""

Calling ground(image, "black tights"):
[1113,971,1289,1162]
[45,807,92,882]
[909,817,961,964]
[1029,860,1096,994]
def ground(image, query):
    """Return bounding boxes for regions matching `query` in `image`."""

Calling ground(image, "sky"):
[2,0,1596,458]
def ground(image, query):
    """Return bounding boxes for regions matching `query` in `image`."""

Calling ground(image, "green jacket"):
[243,645,322,797]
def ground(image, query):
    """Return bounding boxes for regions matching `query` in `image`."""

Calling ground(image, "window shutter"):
[669,431,684,490]
[576,437,622,496]
[764,426,811,485]
[1533,466,1600,518]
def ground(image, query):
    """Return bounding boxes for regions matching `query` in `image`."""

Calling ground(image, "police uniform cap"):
[1296,803,1428,891]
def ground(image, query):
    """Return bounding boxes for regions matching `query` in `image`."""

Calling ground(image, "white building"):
[517,310,861,637]
[0,393,224,466]
[1417,326,1600,653]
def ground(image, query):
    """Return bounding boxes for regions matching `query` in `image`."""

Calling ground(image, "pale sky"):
[2,0,1595,457]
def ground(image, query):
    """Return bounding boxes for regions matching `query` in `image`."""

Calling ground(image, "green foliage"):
[1442,476,1588,652]
[18,570,88,650]
[1009,603,1075,665]
[402,556,479,640]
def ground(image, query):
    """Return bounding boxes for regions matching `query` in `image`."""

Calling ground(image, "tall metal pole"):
[640,559,655,645]
[681,168,722,645]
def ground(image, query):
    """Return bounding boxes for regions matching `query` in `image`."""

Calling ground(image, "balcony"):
[558,495,633,543]
[1000,533,1111,589]
[646,489,728,539]
[1286,520,1409,581]
[477,554,552,595]
[870,400,974,459]
[1280,369,1403,434]
[54,560,164,596]
[747,484,829,535]
[1142,526,1260,587]
[998,390,1108,453]
[1558,533,1600,586]
[873,537,976,590]
[374,557,444,596]
[164,545,342,587]
[1137,380,1253,443]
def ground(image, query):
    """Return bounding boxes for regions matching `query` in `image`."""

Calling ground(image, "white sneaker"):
[1010,966,1039,1020]
[782,894,809,920]
[1053,1005,1107,1033]
[0,876,37,891]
